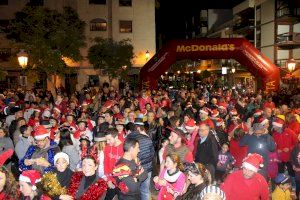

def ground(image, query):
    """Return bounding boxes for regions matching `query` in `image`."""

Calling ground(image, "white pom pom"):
[260,164,264,168]
[32,185,37,190]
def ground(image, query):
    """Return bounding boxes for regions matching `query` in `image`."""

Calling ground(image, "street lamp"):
[145,50,150,61]
[287,59,296,72]
[231,67,236,73]
[17,49,28,68]
[221,67,227,75]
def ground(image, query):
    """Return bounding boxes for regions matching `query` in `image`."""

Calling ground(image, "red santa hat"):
[103,100,114,109]
[82,101,89,106]
[185,119,196,130]
[242,153,264,172]
[200,107,210,115]
[33,125,50,140]
[272,118,285,128]
[253,109,262,117]
[53,106,61,113]
[210,109,219,118]
[19,170,42,190]
[0,148,13,166]
[216,118,225,127]
[217,102,227,110]
[257,116,269,126]
[34,109,41,113]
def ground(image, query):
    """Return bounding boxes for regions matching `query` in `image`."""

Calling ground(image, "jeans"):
[140,171,152,200]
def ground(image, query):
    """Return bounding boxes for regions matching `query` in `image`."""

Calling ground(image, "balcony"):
[0,48,11,61]
[276,7,300,24]
[276,32,300,49]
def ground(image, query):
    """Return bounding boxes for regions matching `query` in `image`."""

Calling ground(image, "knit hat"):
[33,125,50,140]
[272,118,285,128]
[19,170,42,190]
[210,109,219,118]
[199,185,226,200]
[274,173,291,185]
[242,153,264,172]
[0,148,13,166]
[54,152,70,165]
[200,107,210,115]
[94,122,109,142]
[184,119,196,130]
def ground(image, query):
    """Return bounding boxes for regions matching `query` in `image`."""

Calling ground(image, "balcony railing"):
[276,32,300,49]
[276,7,300,18]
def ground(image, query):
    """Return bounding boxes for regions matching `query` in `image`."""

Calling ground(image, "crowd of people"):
[0,82,299,200]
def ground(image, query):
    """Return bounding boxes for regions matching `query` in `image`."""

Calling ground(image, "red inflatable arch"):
[140,38,280,92]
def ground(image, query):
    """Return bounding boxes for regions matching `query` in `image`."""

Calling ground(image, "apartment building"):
[0,0,156,91]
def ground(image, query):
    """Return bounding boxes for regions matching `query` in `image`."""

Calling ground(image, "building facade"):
[0,0,156,91]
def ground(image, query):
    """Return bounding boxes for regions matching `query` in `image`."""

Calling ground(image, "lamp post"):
[287,59,296,73]
[17,49,28,68]
[231,67,236,73]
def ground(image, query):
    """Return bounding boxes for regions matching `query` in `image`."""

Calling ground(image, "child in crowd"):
[158,138,169,165]
[215,143,235,183]
[272,173,293,200]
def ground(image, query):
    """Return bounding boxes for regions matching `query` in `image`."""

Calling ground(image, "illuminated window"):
[90,18,107,31]
[119,20,132,33]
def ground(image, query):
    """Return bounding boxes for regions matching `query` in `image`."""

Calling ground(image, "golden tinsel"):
[41,172,67,197]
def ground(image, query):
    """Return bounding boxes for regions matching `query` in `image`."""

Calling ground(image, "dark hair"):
[105,128,118,138]
[82,155,97,166]
[19,125,29,135]
[17,117,26,123]
[0,167,19,199]
[233,128,245,140]
[104,110,114,116]
[123,138,139,152]
[183,162,210,185]
[59,129,73,149]
[169,116,180,128]
[125,122,136,132]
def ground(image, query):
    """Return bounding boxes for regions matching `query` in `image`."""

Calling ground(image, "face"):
[19,181,33,197]
[131,143,140,159]
[78,123,86,130]
[105,113,112,122]
[242,168,256,179]
[184,116,190,123]
[24,127,33,137]
[50,119,57,127]
[35,137,48,149]
[145,104,151,111]
[97,117,105,124]
[105,134,117,146]
[165,156,176,170]
[0,171,6,192]
[55,158,68,172]
[116,124,124,132]
[281,183,291,191]
[222,144,229,153]
[203,193,223,200]
[187,171,202,185]
[263,108,272,118]
[82,158,97,177]
[198,125,209,138]
[169,131,179,145]
[18,119,26,127]
[0,129,5,138]
[147,113,155,122]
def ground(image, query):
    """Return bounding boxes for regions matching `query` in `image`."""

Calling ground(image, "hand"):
[35,158,50,167]
[153,176,159,183]
[283,148,289,153]
[138,166,144,175]
[24,159,34,166]
[107,181,115,189]
[59,195,73,200]
[158,179,167,186]
[167,187,174,194]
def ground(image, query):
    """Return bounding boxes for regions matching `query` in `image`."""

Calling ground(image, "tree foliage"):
[7,6,86,76]
[88,37,134,78]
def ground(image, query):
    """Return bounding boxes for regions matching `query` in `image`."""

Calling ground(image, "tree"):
[88,37,134,78]
[7,6,86,93]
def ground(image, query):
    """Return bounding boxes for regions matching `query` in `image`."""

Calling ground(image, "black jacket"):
[195,133,218,166]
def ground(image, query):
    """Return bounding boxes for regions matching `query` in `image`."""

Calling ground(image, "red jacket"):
[221,170,269,200]
[287,121,300,136]
[103,144,124,176]
[273,128,297,162]
[138,96,154,112]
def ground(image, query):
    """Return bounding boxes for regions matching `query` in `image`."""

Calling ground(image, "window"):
[0,0,8,5]
[119,0,131,7]
[90,18,107,31]
[28,0,44,6]
[89,0,106,4]
[119,20,132,33]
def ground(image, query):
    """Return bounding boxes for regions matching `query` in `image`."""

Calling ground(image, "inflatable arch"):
[140,38,280,92]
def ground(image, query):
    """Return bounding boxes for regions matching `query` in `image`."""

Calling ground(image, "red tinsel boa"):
[68,172,107,200]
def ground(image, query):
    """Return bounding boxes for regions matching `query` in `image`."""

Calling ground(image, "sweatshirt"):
[103,143,124,176]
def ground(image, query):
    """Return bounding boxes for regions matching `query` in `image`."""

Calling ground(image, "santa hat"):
[34,109,41,113]
[217,102,227,110]
[19,170,42,190]
[253,109,262,117]
[54,152,70,165]
[216,118,225,127]
[0,148,13,166]
[103,100,114,109]
[242,153,264,172]
[257,116,268,126]
[82,101,89,106]
[210,109,219,118]
[185,119,196,130]
[33,125,50,140]
[53,106,61,113]
[272,118,285,128]
[200,107,210,115]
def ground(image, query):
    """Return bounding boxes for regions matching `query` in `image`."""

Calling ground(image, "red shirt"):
[263,101,275,110]
[221,170,269,200]
[199,118,215,130]
[103,143,124,176]
[273,128,297,162]
[229,140,248,168]
[287,121,300,136]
